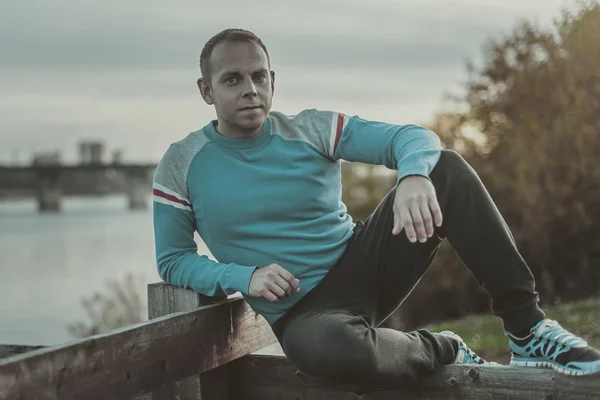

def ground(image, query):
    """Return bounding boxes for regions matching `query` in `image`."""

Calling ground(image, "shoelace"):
[534,324,587,359]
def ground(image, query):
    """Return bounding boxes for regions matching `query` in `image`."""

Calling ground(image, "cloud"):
[0,0,570,163]
[0,0,566,70]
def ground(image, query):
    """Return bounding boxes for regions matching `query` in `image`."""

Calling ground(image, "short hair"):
[199,29,270,82]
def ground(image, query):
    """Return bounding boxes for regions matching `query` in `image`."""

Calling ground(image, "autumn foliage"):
[342,2,600,329]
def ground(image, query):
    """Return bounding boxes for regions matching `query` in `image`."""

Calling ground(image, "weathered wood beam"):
[0,298,276,400]
[0,345,45,360]
[147,282,230,400]
[229,354,600,400]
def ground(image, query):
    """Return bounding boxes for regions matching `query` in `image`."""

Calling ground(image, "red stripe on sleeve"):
[333,113,345,154]
[153,188,191,207]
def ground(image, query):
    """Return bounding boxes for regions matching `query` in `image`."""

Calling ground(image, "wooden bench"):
[1,283,598,399]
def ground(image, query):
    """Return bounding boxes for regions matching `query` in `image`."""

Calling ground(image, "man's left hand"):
[392,175,443,243]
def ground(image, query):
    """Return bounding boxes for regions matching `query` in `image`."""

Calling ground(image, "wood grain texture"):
[0,297,276,400]
[229,354,600,400]
[0,346,45,360]
[147,282,230,400]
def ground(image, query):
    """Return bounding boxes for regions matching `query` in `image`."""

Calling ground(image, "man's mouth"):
[239,105,262,111]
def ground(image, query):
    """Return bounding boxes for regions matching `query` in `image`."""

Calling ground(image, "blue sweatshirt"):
[153,109,442,324]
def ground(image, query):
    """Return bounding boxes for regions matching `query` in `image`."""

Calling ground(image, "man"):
[152,28,600,385]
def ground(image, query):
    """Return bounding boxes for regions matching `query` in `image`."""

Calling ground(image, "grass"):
[426,296,600,363]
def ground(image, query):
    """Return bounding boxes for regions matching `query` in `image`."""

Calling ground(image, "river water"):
[0,195,282,356]
[0,195,178,346]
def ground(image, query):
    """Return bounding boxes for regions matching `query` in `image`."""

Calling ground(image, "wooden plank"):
[0,298,276,400]
[229,354,600,400]
[147,282,230,400]
[0,345,45,360]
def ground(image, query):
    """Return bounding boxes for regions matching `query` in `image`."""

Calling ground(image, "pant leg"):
[277,149,545,385]
[281,309,456,386]
[276,173,457,385]
[433,149,546,333]
[371,150,545,332]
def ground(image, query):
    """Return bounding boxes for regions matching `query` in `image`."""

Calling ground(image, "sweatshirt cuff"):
[395,149,441,185]
[223,263,258,295]
[396,159,431,185]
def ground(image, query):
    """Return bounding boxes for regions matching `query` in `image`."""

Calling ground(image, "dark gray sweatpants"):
[272,149,545,386]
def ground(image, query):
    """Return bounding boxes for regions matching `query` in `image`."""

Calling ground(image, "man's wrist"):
[397,174,426,187]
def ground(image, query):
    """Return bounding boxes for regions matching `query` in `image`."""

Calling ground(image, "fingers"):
[392,204,403,235]
[399,193,442,243]
[399,206,417,243]
[267,279,287,300]
[254,264,301,303]
[291,278,301,292]
[418,195,435,239]
[259,280,287,303]
[408,198,427,243]
[262,286,282,303]
[273,275,292,297]
[274,264,301,293]
[394,176,446,244]
[429,194,443,228]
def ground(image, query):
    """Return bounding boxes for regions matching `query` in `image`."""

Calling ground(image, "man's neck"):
[213,120,263,139]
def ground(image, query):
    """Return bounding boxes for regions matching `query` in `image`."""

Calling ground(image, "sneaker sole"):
[510,358,600,376]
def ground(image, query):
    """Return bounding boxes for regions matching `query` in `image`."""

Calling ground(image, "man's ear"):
[270,70,275,96]
[197,78,214,105]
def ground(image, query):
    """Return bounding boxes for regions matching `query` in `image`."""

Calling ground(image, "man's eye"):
[254,74,266,82]
[225,77,238,84]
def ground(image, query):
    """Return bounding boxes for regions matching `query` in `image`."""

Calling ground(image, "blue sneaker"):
[508,319,600,376]
[440,330,491,365]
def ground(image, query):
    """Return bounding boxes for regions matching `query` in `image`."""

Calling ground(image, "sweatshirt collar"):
[203,117,271,149]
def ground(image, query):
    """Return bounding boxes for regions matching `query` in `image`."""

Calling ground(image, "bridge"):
[0,163,157,212]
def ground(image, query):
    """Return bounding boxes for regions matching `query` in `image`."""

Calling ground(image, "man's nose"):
[242,80,258,98]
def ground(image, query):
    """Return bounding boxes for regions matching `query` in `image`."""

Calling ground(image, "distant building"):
[89,142,104,165]
[112,149,123,165]
[32,151,61,166]
[79,140,106,165]
[79,142,90,165]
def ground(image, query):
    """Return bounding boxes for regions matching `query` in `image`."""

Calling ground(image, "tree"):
[393,1,600,330]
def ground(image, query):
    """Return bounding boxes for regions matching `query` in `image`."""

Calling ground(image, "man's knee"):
[438,149,467,168]
[282,315,378,380]
[433,149,480,185]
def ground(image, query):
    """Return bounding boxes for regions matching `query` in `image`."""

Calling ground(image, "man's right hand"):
[248,264,300,303]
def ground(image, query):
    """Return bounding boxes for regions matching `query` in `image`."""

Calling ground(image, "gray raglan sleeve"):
[153,143,257,296]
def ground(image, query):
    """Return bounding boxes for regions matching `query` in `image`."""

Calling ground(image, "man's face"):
[198,40,275,137]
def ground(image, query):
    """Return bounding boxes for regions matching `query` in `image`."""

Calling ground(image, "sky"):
[0,0,574,164]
